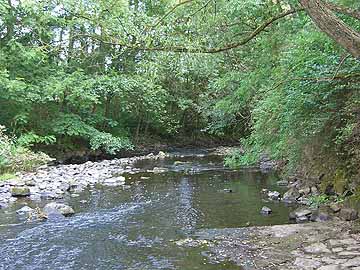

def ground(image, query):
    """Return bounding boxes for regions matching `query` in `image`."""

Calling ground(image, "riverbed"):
[0,151,293,269]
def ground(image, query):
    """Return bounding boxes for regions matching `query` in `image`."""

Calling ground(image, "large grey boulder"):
[43,202,75,217]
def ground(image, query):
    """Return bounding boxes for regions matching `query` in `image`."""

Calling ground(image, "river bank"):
[185,220,360,270]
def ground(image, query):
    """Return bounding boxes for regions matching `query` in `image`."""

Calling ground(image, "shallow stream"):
[0,152,293,269]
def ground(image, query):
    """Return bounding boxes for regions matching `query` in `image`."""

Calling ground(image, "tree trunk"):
[299,0,360,58]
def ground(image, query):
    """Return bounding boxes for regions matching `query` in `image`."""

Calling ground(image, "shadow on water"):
[0,154,293,270]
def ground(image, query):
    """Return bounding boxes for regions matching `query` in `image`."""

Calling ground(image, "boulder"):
[11,186,30,197]
[310,207,332,222]
[43,202,75,217]
[260,206,272,215]
[282,187,301,203]
[296,215,310,223]
[290,207,312,222]
[339,208,358,221]
[268,191,281,200]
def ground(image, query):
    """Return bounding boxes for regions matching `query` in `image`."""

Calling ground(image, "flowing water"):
[0,152,293,270]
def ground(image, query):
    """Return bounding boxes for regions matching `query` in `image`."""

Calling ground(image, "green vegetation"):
[0,125,51,174]
[0,173,17,181]
[1,0,360,196]
[308,195,330,208]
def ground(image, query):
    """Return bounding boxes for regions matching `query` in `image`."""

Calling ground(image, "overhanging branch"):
[78,7,302,54]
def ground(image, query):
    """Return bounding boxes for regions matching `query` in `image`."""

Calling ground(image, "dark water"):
[0,154,292,270]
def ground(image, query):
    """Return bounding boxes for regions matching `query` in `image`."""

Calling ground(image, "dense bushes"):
[0,126,51,174]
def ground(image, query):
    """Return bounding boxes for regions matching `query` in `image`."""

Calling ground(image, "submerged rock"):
[260,206,272,215]
[103,176,125,186]
[276,180,288,186]
[43,202,75,217]
[16,206,35,215]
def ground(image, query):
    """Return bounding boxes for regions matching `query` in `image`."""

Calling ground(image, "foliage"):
[1,0,360,194]
[308,195,329,208]
[0,126,51,174]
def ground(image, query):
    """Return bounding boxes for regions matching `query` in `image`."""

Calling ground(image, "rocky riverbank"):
[262,177,359,223]
[0,151,172,210]
[178,221,360,270]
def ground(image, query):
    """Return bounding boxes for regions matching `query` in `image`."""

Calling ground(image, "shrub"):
[0,125,52,174]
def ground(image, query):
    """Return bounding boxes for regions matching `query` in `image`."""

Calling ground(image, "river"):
[0,151,293,269]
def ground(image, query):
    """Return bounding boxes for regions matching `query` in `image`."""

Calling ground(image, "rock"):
[304,243,331,254]
[40,191,61,199]
[59,182,70,191]
[339,208,358,221]
[146,153,155,159]
[299,187,311,196]
[43,202,75,217]
[329,238,358,247]
[25,180,36,186]
[223,189,232,193]
[16,206,35,215]
[282,187,301,203]
[103,176,125,186]
[268,190,281,200]
[276,180,288,186]
[291,208,312,219]
[298,197,310,205]
[317,266,347,270]
[152,167,168,173]
[11,186,30,197]
[311,207,332,222]
[158,151,167,159]
[329,203,342,213]
[343,257,360,267]
[296,215,310,223]
[310,186,319,195]
[338,251,360,258]
[260,206,272,215]
[294,257,321,269]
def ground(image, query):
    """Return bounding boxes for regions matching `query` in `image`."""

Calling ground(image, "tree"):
[299,0,360,58]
